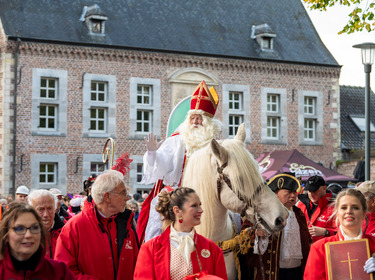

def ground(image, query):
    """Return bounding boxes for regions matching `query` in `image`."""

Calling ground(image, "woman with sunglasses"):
[0,203,74,279]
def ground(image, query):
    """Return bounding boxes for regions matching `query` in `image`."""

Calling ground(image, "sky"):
[302,2,375,87]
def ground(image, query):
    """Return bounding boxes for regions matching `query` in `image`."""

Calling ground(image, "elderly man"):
[15,185,29,203]
[55,170,139,279]
[138,80,223,243]
[242,174,311,280]
[49,188,73,222]
[297,175,336,242]
[28,189,64,259]
[357,180,375,236]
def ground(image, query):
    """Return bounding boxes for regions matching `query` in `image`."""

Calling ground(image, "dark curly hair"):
[0,202,47,258]
[156,187,196,229]
[83,174,97,194]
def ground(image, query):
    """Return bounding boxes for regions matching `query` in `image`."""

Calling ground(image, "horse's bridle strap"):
[216,161,248,215]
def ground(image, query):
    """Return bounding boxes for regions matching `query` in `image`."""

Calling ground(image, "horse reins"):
[216,161,263,216]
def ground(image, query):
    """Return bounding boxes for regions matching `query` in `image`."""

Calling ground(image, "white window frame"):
[32,69,67,136]
[91,81,107,102]
[82,154,109,182]
[30,154,66,192]
[298,91,323,145]
[89,107,107,132]
[304,96,316,115]
[261,88,287,144]
[39,162,57,184]
[129,78,161,139]
[304,119,316,141]
[222,84,250,141]
[38,104,57,131]
[267,116,280,139]
[128,155,153,195]
[82,74,116,138]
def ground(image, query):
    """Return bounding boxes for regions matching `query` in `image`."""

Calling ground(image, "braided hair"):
[156,187,196,230]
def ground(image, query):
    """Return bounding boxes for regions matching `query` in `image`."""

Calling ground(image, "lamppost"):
[353,42,375,180]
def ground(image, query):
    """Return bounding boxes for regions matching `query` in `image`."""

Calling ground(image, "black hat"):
[305,175,326,192]
[268,173,302,193]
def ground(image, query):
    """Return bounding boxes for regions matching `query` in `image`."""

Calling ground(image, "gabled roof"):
[340,85,375,150]
[0,0,339,66]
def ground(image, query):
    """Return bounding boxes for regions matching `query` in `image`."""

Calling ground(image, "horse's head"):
[211,124,288,235]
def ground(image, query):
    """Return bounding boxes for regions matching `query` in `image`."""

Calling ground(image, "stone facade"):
[0,40,341,195]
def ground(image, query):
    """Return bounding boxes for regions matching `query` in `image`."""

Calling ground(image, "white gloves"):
[364,257,375,274]
[144,132,163,152]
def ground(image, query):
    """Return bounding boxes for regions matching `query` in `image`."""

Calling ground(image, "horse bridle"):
[216,161,264,218]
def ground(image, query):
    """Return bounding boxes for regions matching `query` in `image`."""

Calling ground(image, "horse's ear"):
[211,139,228,164]
[234,123,246,143]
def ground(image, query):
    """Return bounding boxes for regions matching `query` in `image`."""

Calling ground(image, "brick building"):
[0,0,341,195]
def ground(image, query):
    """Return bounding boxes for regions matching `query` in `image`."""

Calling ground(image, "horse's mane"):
[182,138,264,238]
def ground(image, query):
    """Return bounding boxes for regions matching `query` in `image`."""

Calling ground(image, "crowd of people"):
[1,80,375,280]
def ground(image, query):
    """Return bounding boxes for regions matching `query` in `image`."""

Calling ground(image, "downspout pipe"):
[11,38,21,196]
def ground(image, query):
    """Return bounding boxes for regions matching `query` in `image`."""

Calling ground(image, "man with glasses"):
[55,170,139,280]
[28,189,64,260]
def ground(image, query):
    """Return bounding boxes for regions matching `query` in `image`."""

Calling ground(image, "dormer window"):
[80,4,108,35]
[251,24,276,51]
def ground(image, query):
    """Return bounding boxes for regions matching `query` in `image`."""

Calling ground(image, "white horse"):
[181,124,288,280]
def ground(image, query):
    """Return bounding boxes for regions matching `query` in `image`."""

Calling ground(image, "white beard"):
[181,124,216,157]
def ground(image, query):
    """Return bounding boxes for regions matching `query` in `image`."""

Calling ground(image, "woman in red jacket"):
[0,203,74,280]
[304,188,375,280]
[134,187,228,280]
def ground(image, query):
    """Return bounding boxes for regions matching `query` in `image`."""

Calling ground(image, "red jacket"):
[46,213,65,259]
[134,226,228,280]
[0,246,75,280]
[363,212,375,237]
[55,199,139,280]
[304,230,375,280]
[297,191,336,242]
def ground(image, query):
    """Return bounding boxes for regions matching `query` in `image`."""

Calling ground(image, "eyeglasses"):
[12,225,41,235]
[110,191,129,199]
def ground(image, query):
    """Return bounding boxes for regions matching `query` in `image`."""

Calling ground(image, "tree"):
[304,0,375,34]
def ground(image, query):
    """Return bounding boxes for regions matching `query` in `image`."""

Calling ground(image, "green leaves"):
[304,0,375,34]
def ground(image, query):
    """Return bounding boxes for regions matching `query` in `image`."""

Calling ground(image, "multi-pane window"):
[130,78,160,138]
[39,78,58,130]
[267,94,279,112]
[83,74,116,137]
[39,105,56,129]
[304,119,316,141]
[90,162,107,175]
[137,85,152,105]
[39,163,57,184]
[136,110,151,132]
[229,115,243,136]
[91,81,107,101]
[228,91,244,136]
[267,117,279,139]
[266,94,280,139]
[32,69,67,136]
[40,78,57,99]
[304,97,316,115]
[90,108,106,132]
[136,163,143,183]
[229,91,242,110]
[303,96,317,141]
